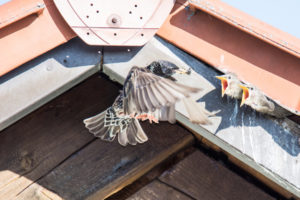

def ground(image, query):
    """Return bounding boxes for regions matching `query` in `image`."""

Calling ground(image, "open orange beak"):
[239,85,249,107]
[215,76,228,97]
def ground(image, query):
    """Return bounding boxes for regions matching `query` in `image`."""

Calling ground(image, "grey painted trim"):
[0,38,101,131]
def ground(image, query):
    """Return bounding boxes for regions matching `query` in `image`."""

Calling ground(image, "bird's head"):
[147,60,191,78]
[239,84,255,107]
[215,73,241,98]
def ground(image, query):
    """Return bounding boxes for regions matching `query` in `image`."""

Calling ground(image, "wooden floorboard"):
[3,74,194,199]
[17,121,193,200]
[159,150,276,200]
[126,180,193,200]
[0,74,121,199]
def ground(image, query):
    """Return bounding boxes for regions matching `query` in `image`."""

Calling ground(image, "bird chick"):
[83,60,214,146]
[215,73,242,99]
[239,84,291,118]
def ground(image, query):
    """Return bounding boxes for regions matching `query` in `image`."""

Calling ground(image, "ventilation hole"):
[140,16,143,20]
[134,4,137,7]
[90,3,93,6]
[114,33,117,36]
[129,11,132,14]
[141,33,144,36]
[96,10,99,13]
[87,32,90,35]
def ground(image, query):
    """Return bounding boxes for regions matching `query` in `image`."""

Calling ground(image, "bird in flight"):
[83,60,215,146]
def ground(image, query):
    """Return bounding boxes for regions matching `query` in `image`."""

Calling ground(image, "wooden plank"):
[0,38,101,131]
[0,74,121,200]
[16,123,194,200]
[13,80,195,199]
[107,147,196,200]
[126,180,193,200]
[103,36,300,199]
[159,151,275,200]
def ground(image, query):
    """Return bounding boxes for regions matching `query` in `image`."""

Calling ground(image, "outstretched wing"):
[123,67,201,116]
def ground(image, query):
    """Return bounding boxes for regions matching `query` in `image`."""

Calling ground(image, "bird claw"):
[136,114,159,124]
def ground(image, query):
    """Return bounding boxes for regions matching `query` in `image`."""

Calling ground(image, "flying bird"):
[83,60,215,146]
[215,73,243,99]
[239,84,291,118]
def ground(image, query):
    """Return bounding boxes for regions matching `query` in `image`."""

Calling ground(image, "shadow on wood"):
[0,74,194,200]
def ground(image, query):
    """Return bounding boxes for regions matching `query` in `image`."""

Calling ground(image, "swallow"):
[239,84,291,118]
[215,73,243,99]
[83,60,215,146]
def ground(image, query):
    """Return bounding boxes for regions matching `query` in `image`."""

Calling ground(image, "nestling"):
[239,84,291,118]
[215,73,243,99]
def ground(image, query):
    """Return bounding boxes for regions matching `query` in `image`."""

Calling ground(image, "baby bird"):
[84,60,214,146]
[239,84,291,118]
[215,73,243,99]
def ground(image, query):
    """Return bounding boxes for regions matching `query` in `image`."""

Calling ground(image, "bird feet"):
[136,113,159,124]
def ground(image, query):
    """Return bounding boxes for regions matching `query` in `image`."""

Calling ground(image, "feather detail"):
[83,111,105,128]
[183,97,213,125]
[133,118,148,143]
[118,128,129,146]
[167,105,176,124]
[126,121,138,145]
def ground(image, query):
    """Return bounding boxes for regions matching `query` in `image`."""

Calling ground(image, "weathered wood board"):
[0,38,101,132]
[159,150,275,200]
[0,74,121,200]
[1,74,194,199]
[127,180,193,200]
[103,36,300,198]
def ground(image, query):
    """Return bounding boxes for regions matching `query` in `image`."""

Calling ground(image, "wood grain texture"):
[7,76,194,199]
[0,74,121,200]
[107,147,196,200]
[159,151,275,200]
[126,180,193,200]
[17,122,193,200]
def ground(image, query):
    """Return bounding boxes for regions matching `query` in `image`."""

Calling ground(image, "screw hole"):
[96,10,99,13]
[140,16,143,20]
[141,33,144,36]
[129,11,132,14]
[86,15,89,18]
[134,4,137,7]
[87,32,90,35]
[90,3,93,6]
[111,18,118,24]
[114,33,117,36]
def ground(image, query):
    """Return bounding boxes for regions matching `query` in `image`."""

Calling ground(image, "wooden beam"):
[159,151,275,200]
[127,181,193,200]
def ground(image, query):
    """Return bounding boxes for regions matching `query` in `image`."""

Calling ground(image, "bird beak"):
[239,85,249,107]
[215,76,228,97]
[175,68,191,75]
